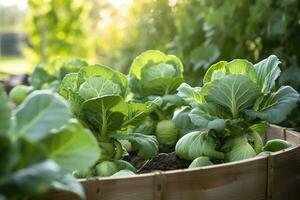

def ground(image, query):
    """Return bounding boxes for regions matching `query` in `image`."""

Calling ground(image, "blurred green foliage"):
[104,0,300,129]
[24,0,300,129]
[107,0,300,85]
[24,0,94,64]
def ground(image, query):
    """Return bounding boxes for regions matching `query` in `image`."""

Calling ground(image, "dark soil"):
[125,150,191,174]
[0,74,29,93]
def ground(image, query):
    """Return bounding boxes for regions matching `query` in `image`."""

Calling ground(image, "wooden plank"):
[285,129,300,145]
[163,158,268,200]
[271,129,300,200]
[38,126,300,200]
[266,155,274,200]
[267,125,284,140]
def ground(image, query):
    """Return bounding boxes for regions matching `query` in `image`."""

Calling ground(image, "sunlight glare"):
[107,0,132,8]
[0,0,27,10]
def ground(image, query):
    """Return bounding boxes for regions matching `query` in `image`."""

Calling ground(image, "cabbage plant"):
[176,55,299,163]
[128,50,185,146]
[9,58,88,106]
[60,64,159,176]
[0,85,100,199]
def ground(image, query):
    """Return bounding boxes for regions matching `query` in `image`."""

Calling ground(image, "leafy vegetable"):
[9,85,32,105]
[42,120,100,173]
[188,157,213,168]
[111,170,135,177]
[129,50,184,97]
[175,131,224,160]
[95,161,118,177]
[60,63,158,171]
[175,55,299,164]
[0,85,100,199]
[128,50,185,147]
[110,133,159,160]
[15,90,72,141]
[29,58,87,91]
[245,86,299,123]
[155,120,178,146]
[72,168,93,179]
[224,135,256,162]
[262,139,292,152]
[0,85,12,134]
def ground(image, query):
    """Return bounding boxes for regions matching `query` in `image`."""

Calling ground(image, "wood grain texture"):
[38,125,300,200]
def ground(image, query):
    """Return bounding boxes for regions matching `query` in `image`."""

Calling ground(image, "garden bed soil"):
[125,149,191,174]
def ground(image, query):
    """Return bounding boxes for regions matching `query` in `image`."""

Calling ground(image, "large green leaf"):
[129,50,184,97]
[245,86,299,123]
[141,63,177,82]
[110,133,159,159]
[14,138,48,170]
[0,135,17,177]
[77,65,127,96]
[224,135,256,162]
[80,95,125,132]
[15,91,72,141]
[177,83,204,107]
[203,61,227,84]
[175,131,224,160]
[254,55,281,94]
[59,73,83,115]
[59,73,79,100]
[129,50,183,79]
[121,103,154,127]
[51,174,85,199]
[189,106,226,131]
[203,75,261,118]
[172,107,197,136]
[247,122,268,136]
[78,77,121,100]
[29,66,56,89]
[225,59,257,83]
[1,160,60,197]
[42,120,100,173]
[0,85,11,135]
[143,77,184,96]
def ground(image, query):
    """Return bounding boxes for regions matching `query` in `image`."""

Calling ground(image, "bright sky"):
[107,0,132,7]
[0,0,28,10]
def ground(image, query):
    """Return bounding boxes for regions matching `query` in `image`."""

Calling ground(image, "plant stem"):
[100,101,107,138]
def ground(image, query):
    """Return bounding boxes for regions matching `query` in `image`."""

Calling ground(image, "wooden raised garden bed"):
[39,125,300,200]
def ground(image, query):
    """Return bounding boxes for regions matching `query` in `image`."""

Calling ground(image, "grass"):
[0,56,32,75]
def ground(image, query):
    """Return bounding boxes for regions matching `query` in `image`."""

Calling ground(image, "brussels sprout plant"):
[176,55,299,164]
[0,85,100,199]
[59,63,159,177]
[2,50,299,199]
[128,50,185,146]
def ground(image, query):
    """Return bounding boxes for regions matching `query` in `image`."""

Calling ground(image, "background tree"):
[24,0,94,64]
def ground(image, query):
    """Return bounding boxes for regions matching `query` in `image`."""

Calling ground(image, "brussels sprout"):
[72,168,93,179]
[98,139,124,160]
[225,142,256,162]
[263,139,292,152]
[155,120,178,146]
[119,140,132,153]
[224,135,256,162]
[176,131,224,160]
[188,157,213,168]
[98,141,116,160]
[9,85,31,105]
[113,160,136,173]
[111,169,135,177]
[95,161,118,177]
